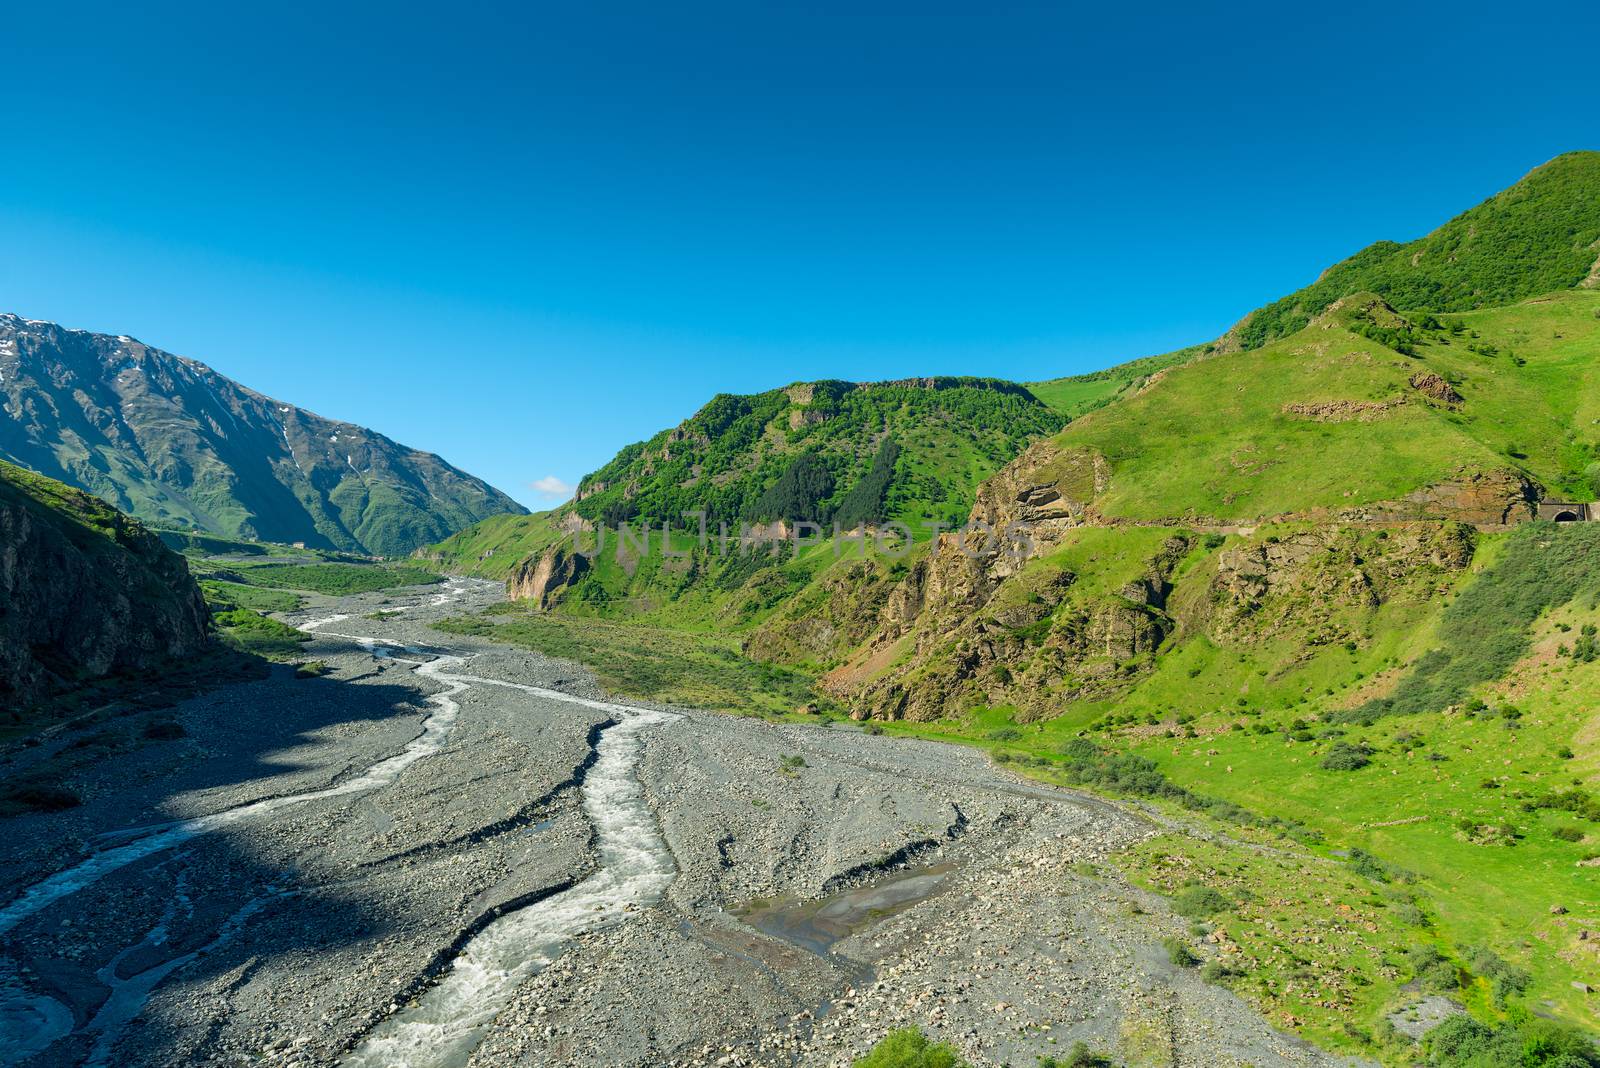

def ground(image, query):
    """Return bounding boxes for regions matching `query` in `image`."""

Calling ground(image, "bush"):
[141,719,187,741]
[1200,960,1245,983]
[1348,847,1403,883]
[1554,825,1586,842]
[1321,742,1374,771]
[0,780,81,813]
[1465,944,1530,1007]
[852,1028,968,1068]
[1162,936,1200,967]
[1425,1014,1600,1067]
[1172,885,1232,918]
[1406,945,1460,994]
[1040,1043,1115,1068]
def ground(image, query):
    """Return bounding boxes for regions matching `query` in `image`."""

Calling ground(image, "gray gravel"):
[0,580,1366,1067]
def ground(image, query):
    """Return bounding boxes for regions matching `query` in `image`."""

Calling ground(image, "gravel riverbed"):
[0,580,1365,1068]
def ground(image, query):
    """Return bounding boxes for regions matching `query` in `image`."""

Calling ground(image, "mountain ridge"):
[0,313,526,556]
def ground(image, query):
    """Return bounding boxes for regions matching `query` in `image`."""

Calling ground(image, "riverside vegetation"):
[426,152,1600,1063]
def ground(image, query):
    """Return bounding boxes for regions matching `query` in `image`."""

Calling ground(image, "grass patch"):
[433,608,837,717]
[198,578,302,613]
[223,562,442,595]
[852,1028,968,1068]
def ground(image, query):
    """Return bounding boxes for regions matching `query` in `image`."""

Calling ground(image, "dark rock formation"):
[0,459,212,712]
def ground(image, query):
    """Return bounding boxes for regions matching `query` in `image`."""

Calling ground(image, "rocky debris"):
[506,541,590,609]
[1385,994,1465,1041]
[1408,372,1463,407]
[0,460,211,711]
[1337,468,1540,527]
[1281,399,1400,423]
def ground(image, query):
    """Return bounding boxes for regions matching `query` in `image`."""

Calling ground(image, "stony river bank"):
[0,580,1362,1067]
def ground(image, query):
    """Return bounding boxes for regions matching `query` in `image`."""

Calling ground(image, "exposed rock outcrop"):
[0,460,212,712]
[506,542,590,610]
[742,558,900,666]
[1408,372,1464,407]
[1282,399,1401,422]
[1337,469,1540,527]
[1205,523,1475,646]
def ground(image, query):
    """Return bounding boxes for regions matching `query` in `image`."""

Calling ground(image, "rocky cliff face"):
[819,440,1182,722]
[506,543,590,609]
[1203,523,1476,647]
[0,460,212,714]
[0,313,525,556]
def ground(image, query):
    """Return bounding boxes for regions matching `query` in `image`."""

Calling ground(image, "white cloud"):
[529,475,575,501]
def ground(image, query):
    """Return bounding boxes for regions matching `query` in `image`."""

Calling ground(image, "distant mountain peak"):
[0,314,525,555]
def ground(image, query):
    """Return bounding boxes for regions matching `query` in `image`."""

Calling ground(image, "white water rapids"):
[0,578,683,1067]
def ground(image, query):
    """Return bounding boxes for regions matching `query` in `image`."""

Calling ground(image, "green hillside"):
[1234,151,1600,349]
[569,377,1062,531]
[1050,290,1600,521]
[421,155,1600,1063]
[1027,345,1206,418]
[428,376,1062,593]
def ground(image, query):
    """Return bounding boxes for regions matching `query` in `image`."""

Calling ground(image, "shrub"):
[1464,945,1531,1007]
[1040,1043,1115,1068]
[1200,960,1245,983]
[852,1028,968,1068]
[1554,825,1586,842]
[1321,742,1373,771]
[1425,1014,1600,1067]
[1162,936,1200,967]
[1172,885,1232,918]
[1348,848,1400,883]
[0,780,81,813]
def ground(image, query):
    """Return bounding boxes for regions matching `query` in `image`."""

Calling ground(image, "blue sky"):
[2,2,1596,509]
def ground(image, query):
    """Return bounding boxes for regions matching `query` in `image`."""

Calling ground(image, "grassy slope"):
[423,512,565,580]
[863,520,1600,1059]
[1050,291,1600,521]
[1236,151,1600,349]
[1027,346,1206,419]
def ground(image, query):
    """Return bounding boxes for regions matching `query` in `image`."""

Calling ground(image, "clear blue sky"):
[3,2,1596,509]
